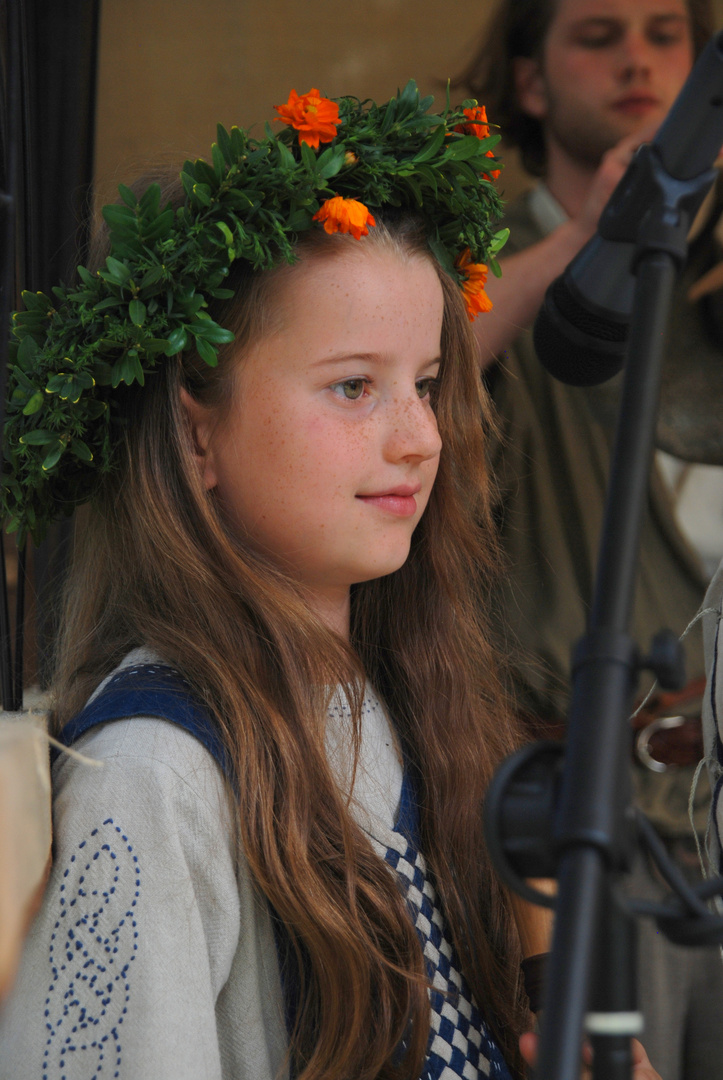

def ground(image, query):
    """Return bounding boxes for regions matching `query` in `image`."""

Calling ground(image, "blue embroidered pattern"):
[43,820,140,1080]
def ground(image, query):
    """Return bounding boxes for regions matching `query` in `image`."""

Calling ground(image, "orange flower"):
[454,105,491,139]
[274,88,340,149]
[483,151,501,182]
[313,196,376,240]
[455,248,493,321]
[454,106,500,180]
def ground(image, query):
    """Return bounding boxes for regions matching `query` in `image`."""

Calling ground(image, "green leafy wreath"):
[4,80,507,544]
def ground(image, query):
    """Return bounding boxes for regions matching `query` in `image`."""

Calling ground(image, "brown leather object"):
[631,676,706,771]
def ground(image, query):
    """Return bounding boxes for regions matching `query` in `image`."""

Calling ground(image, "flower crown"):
[4,80,506,545]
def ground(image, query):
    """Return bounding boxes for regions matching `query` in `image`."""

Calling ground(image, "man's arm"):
[476,129,655,367]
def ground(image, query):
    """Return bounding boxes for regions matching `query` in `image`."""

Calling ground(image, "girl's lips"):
[356,487,419,517]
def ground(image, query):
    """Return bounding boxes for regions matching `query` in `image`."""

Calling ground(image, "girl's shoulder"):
[0,650,288,1080]
[51,647,237,875]
[55,646,229,797]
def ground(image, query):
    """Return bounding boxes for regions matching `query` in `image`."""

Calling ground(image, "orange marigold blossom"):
[274,88,340,149]
[453,106,500,181]
[313,197,376,241]
[483,151,501,182]
[455,248,493,321]
[454,105,491,139]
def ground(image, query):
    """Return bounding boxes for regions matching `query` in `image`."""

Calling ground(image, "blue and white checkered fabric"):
[384,812,511,1080]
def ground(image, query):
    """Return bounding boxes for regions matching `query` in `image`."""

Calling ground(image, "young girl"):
[0,84,659,1080]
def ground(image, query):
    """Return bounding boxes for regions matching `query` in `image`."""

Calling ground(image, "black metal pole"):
[0,0,22,711]
[535,252,678,1080]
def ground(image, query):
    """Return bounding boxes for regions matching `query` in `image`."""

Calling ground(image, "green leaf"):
[317,147,346,180]
[129,350,145,385]
[277,140,296,170]
[211,142,225,180]
[411,123,447,164]
[404,175,424,208]
[41,442,64,472]
[20,290,52,312]
[191,320,235,344]
[70,439,94,463]
[129,299,147,326]
[444,137,487,162]
[19,429,56,446]
[139,183,161,216]
[216,123,233,164]
[118,184,138,209]
[397,79,419,112]
[10,366,34,392]
[180,170,195,200]
[142,208,175,241]
[60,378,83,403]
[193,160,219,188]
[142,337,173,355]
[139,265,165,290]
[300,140,317,174]
[380,97,397,135]
[103,256,132,285]
[22,392,44,416]
[85,398,109,418]
[488,228,509,256]
[195,337,218,366]
[45,373,68,394]
[229,125,246,157]
[428,237,455,277]
[77,265,96,287]
[287,208,313,232]
[94,296,122,313]
[192,183,212,207]
[103,204,138,230]
[216,221,235,247]
[166,327,188,354]
[17,335,39,365]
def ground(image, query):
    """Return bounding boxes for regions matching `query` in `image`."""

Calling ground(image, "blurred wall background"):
[93,0,723,225]
[93,0,514,214]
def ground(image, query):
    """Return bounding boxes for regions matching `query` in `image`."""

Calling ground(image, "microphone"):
[533,29,723,386]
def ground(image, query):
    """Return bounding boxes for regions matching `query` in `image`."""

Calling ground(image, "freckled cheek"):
[299,415,375,483]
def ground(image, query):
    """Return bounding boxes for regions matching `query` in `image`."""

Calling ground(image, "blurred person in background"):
[456,2,723,1077]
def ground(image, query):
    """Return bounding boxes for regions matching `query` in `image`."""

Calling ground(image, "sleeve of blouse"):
[0,717,277,1080]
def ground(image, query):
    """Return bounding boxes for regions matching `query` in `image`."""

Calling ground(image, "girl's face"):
[188,244,444,635]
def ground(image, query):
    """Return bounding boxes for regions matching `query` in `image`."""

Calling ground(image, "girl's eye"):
[416,377,438,400]
[331,378,367,400]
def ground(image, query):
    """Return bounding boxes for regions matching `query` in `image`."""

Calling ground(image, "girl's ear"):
[513,56,548,121]
[179,387,219,491]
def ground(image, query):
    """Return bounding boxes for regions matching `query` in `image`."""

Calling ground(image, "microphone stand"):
[537,236,681,1080]
[485,37,723,1080]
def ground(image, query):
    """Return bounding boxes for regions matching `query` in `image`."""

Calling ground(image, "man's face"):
[516,0,695,167]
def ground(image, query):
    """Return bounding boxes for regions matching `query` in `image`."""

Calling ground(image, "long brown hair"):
[52,211,527,1078]
[455,0,716,176]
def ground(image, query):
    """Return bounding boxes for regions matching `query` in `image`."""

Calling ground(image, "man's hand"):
[573,122,660,245]
[477,124,660,364]
[519,1032,661,1080]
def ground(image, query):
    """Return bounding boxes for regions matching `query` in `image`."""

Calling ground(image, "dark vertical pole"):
[0,0,22,710]
[17,0,100,688]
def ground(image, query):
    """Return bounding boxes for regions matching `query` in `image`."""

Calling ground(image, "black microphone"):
[533,29,723,386]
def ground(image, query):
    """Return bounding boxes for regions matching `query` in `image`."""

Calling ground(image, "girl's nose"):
[383,390,442,464]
